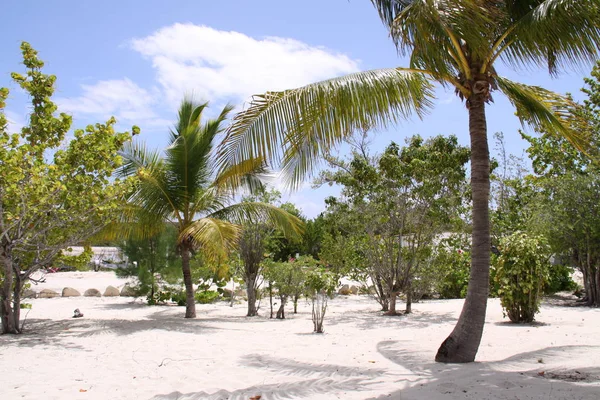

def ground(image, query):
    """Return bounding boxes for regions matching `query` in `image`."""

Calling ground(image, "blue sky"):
[1,0,594,218]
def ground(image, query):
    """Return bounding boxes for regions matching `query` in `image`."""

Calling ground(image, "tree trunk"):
[150,239,156,300]
[405,289,412,314]
[293,295,299,313]
[436,96,490,363]
[181,244,196,318]
[1,249,19,334]
[384,292,398,316]
[246,274,258,317]
[276,296,286,319]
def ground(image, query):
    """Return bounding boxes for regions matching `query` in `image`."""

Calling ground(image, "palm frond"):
[209,202,305,240]
[500,0,600,75]
[497,76,590,152]
[116,140,162,178]
[181,218,241,261]
[218,68,434,189]
[213,156,269,195]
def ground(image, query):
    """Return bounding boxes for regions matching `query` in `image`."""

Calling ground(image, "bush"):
[494,232,551,323]
[195,290,220,304]
[429,237,471,299]
[545,264,578,294]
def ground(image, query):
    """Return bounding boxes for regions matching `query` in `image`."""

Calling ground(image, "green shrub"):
[545,264,578,294]
[430,237,471,299]
[195,290,220,304]
[20,303,32,309]
[494,232,551,323]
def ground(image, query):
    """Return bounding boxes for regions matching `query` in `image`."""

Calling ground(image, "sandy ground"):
[1,272,599,400]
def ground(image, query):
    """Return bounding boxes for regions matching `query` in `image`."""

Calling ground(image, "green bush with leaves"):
[494,232,551,323]
[545,264,578,294]
[305,267,337,333]
[195,290,220,304]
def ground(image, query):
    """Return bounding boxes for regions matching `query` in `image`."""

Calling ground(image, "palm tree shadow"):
[149,353,383,400]
[369,342,600,399]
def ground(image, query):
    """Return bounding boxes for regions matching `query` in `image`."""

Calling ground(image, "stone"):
[349,285,359,295]
[338,284,351,295]
[62,287,81,297]
[84,288,101,297]
[103,286,120,297]
[222,288,233,298]
[22,289,37,299]
[38,289,59,298]
[120,284,137,297]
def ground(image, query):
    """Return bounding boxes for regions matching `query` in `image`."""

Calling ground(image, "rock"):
[62,287,81,297]
[120,284,137,297]
[39,289,59,298]
[222,288,233,298]
[349,285,359,295]
[338,284,351,295]
[103,286,120,297]
[84,288,101,297]
[22,289,37,299]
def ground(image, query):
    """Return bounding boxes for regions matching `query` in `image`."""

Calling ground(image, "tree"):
[119,99,303,319]
[237,186,302,317]
[263,257,308,319]
[217,1,599,362]
[305,266,337,333]
[320,134,469,315]
[523,61,600,306]
[0,43,133,334]
[118,223,181,302]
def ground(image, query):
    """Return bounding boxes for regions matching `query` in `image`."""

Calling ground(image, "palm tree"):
[120,98,303,318]
[217,1,600,361]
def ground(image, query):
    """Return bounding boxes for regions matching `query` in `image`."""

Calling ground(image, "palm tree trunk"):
[181,244,196,318]
[247,274,258,317]
[436,96,490,363]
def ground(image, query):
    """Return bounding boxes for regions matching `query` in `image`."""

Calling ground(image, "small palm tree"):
[217,1,600,361]
[120,98,303,318]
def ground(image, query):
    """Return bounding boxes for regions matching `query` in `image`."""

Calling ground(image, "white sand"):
[2,272,599,400]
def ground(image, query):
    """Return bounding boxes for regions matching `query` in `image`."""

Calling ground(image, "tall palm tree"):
[120,98,303,318]
[217,1,600,361]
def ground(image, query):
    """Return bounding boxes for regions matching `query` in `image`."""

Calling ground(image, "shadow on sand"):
[368,342,600,399]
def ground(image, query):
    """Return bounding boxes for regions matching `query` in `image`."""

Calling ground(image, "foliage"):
[219,0,600,363]
[118,224,182,299]
[522,61,600,306]
[194,290,220,304]
[304,266,337,333]
[545,264,578,295]
[54,246,94,271]
[319,134,469,313]
[0,43,134,334]
[429,236,472,299]
[118,99,303,318]
[263,256,310,318]
[494,232,551,323]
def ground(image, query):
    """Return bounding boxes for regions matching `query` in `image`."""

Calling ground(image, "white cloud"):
[56,78,170,128]
[130,23,360,107]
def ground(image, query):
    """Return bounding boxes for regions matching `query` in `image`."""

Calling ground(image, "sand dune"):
[1,271,599,399]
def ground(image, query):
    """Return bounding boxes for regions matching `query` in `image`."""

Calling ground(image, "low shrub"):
[494,232,551,323]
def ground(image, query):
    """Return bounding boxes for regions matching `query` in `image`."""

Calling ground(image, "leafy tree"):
[263,256,308,319]
[218,1,599,362]
[320,135,469,315]
[0,43,133,334]
[118,223,181,301]
[494,232,551,323]
[523,61,600,306]
[305,266,337,333]
[119,99,303,319]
